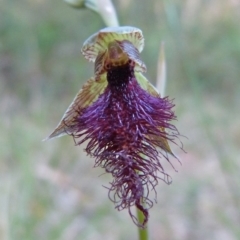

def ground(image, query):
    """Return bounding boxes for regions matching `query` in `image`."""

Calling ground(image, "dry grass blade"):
[156,42,166,97]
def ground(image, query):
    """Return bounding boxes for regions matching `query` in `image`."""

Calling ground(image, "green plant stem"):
[137,206,148,240]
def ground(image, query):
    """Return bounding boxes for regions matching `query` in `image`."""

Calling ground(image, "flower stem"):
[137,206,149,240]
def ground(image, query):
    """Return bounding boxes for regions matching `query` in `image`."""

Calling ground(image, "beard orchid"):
[46,26,180,227]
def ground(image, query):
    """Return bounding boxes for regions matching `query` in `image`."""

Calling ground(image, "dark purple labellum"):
[69,62,179,227]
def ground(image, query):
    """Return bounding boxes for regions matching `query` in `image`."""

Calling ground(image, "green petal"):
[82,26,144,62]
[135,72,160,97]
[45,74,108,140]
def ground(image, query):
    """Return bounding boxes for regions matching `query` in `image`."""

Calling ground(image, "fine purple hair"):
[67,62,179,227]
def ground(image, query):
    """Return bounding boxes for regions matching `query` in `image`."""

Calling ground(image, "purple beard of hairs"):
[70,62,178,227]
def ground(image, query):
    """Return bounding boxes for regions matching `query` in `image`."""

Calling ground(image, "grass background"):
[0,0,240,239]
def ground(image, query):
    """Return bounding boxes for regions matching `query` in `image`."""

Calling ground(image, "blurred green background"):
[1,0,240,239]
